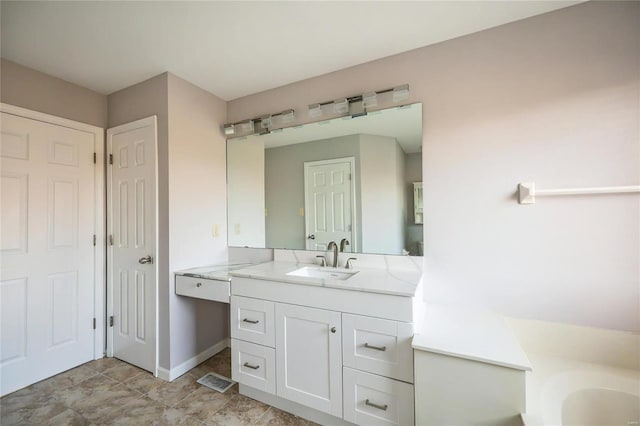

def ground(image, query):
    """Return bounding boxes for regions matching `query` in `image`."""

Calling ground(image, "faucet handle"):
[316,255,327,267]
[345,257,357,269]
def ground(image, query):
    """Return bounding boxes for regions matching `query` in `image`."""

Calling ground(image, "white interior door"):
[107,116,157,374]
[1,112,96,396]
[304,157,355,251]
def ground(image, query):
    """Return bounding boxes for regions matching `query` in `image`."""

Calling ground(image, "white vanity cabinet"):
[229,271,417,426]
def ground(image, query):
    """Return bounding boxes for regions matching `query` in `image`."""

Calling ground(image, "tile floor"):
[1,348,317,425]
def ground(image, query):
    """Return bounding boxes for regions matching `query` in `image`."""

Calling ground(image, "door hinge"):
[109,316,114,327]
[109,235,114,246]
[93,235,96,246]
[93,152,97,164]
[109,154,113,165]
[93,318,96,329]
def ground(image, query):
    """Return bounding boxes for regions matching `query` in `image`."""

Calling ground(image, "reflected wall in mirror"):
[227,102,423,256]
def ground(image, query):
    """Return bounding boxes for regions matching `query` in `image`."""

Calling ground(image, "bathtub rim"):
[540,366,640,425]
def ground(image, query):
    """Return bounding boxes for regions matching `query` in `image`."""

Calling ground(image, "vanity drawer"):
[230,296,275,347]
[342,314,413,382]
[175,275,229,303]
[343,367,414,426]
[231,339,276,395]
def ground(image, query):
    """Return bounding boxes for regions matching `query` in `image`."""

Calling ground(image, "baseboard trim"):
[157,366,171,381]
[160,338,230,382]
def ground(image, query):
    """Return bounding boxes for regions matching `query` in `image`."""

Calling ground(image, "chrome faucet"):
[339,238,350,252]
[327,241,339,267]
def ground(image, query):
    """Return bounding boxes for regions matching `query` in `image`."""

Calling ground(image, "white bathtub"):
[525,355,640,426]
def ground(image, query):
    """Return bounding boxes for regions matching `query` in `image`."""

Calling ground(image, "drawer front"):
[342,314,413,382]
[175,275,229,303]
[343,367,414,426]
[231,296,275,347]
[231,339,275,395]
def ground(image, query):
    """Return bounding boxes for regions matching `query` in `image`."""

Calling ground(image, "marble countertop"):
[174,262,259,282]
[412,304,532,371]
[229,260,421,297]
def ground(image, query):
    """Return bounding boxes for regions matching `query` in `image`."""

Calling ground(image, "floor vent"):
[197,372,236,393]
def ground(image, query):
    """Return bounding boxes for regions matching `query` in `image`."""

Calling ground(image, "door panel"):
[304,158,354,251]
[0,112,95,396]
[108,118,157,374]
[275,303,342,417]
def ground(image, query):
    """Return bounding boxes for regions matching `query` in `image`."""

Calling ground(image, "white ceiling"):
[1,1,581,101]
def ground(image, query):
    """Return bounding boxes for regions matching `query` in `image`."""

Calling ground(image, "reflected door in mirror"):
[304,158,355,251]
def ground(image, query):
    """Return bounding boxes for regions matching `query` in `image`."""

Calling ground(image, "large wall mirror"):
[227,102,423,256]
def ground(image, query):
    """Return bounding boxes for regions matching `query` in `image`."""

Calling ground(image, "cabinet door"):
[275,303,342,417]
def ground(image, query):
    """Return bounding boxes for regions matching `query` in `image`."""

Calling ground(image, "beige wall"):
[108,73,172,368]
[228,2,640,332]
[1,58,107,127]
[167,73,228,369]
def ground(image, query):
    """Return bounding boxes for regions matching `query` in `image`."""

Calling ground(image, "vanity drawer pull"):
[365,399,388,411]
[364,343,387,352]
[196,282,202,288]
[243,362,260,370]
[243,318,259,324]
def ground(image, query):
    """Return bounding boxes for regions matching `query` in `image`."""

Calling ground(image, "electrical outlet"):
[299,207,304,217]
[234,224,241,235]
[212,224,219,237]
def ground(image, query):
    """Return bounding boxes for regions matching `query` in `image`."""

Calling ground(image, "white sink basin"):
[286,266,358,281]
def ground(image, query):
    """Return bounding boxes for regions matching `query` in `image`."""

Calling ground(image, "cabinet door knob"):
[196,282,202,288]
[330,327,336,333]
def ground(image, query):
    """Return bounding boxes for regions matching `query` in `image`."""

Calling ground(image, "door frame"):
[105,116,159,376]
[303,157,358,251]
[0,103,106,360]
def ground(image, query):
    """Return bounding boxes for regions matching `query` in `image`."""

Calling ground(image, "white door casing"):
[275,302,343,417]
[0,105,104,396]
[304,157,356,251]
[107,116,158,374]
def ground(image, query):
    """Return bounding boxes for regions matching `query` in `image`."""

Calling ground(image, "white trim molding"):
[157,338,230,382]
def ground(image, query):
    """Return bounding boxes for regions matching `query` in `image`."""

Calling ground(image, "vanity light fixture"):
[279,109,295,124]
[222,108,295,137]
[308,84,410,119]
[308,103,322,118]
[237,120,254,133]
[333,99,349,114]
[362,92,378,108]
[392,84,410,102]
[261,115,273,129]
[223,124,235,136]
